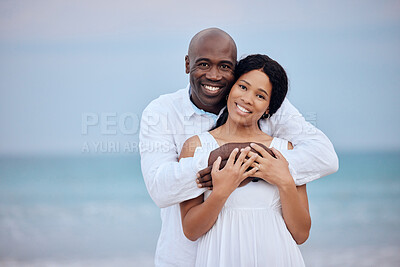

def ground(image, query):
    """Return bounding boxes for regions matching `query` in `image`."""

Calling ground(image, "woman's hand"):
[211,147,258,198]
[247,143,294,188]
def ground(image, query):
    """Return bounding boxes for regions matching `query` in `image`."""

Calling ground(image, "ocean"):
[0,152,399,266]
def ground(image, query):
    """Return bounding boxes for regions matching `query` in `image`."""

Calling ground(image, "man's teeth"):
[204,85,221,91]
[237,104,251,113]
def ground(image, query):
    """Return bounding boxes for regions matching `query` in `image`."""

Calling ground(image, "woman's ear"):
[262,107,270,119]
[262,113,271,119]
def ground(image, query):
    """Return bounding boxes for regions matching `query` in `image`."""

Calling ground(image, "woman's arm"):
[179,139,257,241]
[279,183,310,244]
[180,184,231,241]
[248,143,311,244]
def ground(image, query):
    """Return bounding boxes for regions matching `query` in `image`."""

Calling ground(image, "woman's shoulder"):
[180,132,220,159]
[180,135,202,159]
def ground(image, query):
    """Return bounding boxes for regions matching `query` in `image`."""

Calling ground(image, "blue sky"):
[0,0,399,155]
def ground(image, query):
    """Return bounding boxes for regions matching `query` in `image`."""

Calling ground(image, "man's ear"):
[185,55,190,74]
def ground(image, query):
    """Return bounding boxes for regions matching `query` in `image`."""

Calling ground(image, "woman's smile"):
[235,103,252,114]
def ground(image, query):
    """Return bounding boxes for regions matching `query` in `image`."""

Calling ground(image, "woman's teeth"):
[236,104,251,113]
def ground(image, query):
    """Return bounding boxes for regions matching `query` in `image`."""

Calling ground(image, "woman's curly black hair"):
[211,54,288,130]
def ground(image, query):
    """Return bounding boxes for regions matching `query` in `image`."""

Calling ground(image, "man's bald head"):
[185,28,238,115]
[188,28,237,60]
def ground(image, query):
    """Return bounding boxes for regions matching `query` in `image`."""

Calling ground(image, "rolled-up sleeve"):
[139,103,207,208]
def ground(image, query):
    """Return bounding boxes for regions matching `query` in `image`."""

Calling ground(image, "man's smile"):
[201,84,224,95]
[203,84,221,92]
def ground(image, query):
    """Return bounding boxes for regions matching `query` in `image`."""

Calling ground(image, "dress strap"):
[197,132,220,151]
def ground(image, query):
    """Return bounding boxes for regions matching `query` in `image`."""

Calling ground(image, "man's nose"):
[205,66,221,81]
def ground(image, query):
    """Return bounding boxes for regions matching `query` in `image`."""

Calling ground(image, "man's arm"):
[260,98,339,185]
[139,103,207,208]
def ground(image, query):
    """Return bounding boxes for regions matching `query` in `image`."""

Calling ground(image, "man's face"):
[185,35,236,114]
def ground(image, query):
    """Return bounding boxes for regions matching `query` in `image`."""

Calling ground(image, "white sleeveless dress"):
[194,132,305,267]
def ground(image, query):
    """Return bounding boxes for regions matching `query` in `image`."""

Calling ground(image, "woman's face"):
[227,69,272,127]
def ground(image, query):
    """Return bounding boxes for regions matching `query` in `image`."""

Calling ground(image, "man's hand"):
[196,142,275,189]
[196,165,213,189]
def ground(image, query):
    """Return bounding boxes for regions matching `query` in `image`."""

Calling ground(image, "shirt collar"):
[184,84,219,122]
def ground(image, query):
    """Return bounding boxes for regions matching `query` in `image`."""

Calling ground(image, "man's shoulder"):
[260,98,301,123]
[143,88,188,113]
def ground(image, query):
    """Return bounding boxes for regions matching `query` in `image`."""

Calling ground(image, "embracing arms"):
[180,139,311,244]
[197,98,338,187]
[195,141,311,244]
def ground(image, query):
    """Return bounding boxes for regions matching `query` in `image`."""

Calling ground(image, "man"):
[140,28,338,266]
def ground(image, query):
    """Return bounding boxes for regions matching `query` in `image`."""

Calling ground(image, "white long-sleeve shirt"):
[139,85,338,267]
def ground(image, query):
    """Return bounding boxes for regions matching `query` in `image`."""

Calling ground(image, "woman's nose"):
[241,92,253,104]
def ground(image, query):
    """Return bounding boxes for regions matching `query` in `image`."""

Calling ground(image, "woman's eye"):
[239,85,246,90]
[257,94,266,100]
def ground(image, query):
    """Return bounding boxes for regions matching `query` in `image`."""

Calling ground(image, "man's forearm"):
[140,103,209,208]
[279,128,338,185]
[141,151,208,208]
[262,98,339,184]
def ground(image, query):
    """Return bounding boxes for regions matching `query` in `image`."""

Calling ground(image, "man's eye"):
[220,64,230,69]
[199,63,208,67]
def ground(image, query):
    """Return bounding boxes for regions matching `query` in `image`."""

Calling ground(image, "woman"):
[179,54,311,266]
